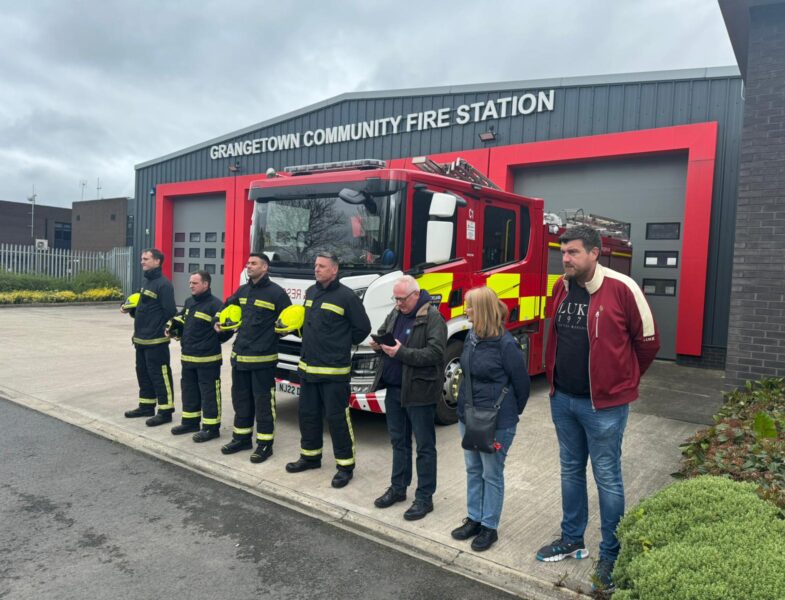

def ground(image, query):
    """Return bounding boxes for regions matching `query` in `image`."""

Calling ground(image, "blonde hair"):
[465,286,507,339]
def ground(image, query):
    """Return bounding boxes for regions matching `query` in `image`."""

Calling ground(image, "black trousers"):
[299,380,355,471]
[135,344,174,413]
[181,363,222,431]
[231,367,276,443]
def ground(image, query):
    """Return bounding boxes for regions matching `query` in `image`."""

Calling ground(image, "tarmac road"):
[0,397,516,600]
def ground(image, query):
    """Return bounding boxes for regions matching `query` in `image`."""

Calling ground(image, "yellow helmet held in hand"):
[122,292,140,311]
[218,304,243,331]
[166,315,185,339]
[275,304,305,336]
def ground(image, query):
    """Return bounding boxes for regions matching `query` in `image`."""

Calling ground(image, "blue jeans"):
[384,386,437,502]
[459,421,517,530]
[551,389,629,561]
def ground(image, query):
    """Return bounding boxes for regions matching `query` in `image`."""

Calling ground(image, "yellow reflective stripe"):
[300,447,322,457]
[451,305,464,319]
[193,311,213,322]
[256,433,274,441]
[519,296,539,321]
[234,426,253,435]
[611,251,632,258]
[486,273,520,299]
[321,302,345,316]
[548,242,561,249]
[202,418,220,425]
[133,337,169,345]
[142,289,158,299]
[541,297,547,319]
[417,272,454,303]
[182,354,222,363]
[182,410,202,419]
[297,361,351,375]
[547,274,561,297]
[239,298,247,304]
[159,365,174,409]
[336,457,355,466]
[202,378,221,425]
[335,405,356,467]
[305,300,313,307]
[139,397,157,405]
[253,299,275,310]
[271,386,276,436]
[231,352,278,363]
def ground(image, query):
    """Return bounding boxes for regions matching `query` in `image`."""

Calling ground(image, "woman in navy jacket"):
[450,286,530,552]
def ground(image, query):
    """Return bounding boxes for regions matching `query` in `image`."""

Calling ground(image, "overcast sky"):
[0,0,736,209]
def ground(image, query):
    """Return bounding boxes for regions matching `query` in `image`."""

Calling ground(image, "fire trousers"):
[135,344,174,413]
[180,363,222,431]
[298,380,355,471]
[231,366,276,444]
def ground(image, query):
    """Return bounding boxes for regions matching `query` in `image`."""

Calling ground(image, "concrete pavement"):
[0,305,725,599]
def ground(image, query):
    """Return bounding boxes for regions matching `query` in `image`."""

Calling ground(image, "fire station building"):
[134,66,744,369]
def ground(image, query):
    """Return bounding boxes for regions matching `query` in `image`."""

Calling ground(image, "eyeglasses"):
[392,291,417,303]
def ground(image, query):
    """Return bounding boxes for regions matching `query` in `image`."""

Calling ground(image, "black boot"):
[285,457,321,473]
[221,438,252,455]
[250,444,273,464]
[125,406,154,418]
[171,422,200,435]
[451,518,482,540]
[331,470,354,488]
[145,412,173,427]
[192,429,220,443]
[471,526,498,552]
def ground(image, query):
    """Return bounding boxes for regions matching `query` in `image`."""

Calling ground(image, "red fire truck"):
[247,157,631,424]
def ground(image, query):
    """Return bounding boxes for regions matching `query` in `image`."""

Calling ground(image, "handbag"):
[461,345,508,454]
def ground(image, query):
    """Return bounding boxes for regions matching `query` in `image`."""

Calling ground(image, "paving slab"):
[0,305,725,599]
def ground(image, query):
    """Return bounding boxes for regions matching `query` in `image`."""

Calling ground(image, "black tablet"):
[371,332,397,346]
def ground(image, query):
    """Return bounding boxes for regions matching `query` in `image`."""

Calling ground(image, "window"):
[410,189,457,267]
[221,248,225,258]
[54,222,72,249]
[126,215,134,246]
[189,232,201,242]
[188,263,199,272]
[643,278,677,296]
[644,251,679,268]
[173,263,184,273]
[76,215,81,221]
[483,205,517,269]
[110,214,116,221]
[204,264,216,274]
[174,247,185,258]
[175,232,185,242]
[205,232,217,242]
[220,265,224,274]
[205,248,216,258]
[189,248,200,258]
[221,232,225,242]
[646,222,680,240]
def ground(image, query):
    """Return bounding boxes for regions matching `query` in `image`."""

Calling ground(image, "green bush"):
[0,287,123,304]
[614,476,785,600]
[676,378,785,512]
[70,270,121,293]
[0,272,63,292]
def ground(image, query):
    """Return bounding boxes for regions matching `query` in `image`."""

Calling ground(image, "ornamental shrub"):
[0,272,62,292]
[614,476,785,600]
[0,288,122,304]
[70,271,121,293]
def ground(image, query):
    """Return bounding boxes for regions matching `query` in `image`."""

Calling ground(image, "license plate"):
[276,380,300,397]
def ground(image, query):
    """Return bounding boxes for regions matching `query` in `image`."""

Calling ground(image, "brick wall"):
[725,4,785,387]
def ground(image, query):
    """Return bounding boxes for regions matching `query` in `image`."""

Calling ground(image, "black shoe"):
[285,457,322,473]
[124,406,154,418]
[221,438,252,455]
[471,526,498,552]
[331,470,353,488]
[403,499,433,521]
[250,444,273,464]
[171,422,200,435]
[374,487,407,509]
[193,429,220,443]
[592,558,616,592]
[145,412,173,427]
[451,517,482,540]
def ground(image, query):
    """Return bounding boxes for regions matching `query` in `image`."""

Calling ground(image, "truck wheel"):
[437,339,463,425]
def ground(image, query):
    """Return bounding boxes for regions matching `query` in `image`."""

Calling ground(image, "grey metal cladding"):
[133,68,743,348]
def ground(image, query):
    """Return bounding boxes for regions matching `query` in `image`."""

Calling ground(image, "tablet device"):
[371,332,396,346]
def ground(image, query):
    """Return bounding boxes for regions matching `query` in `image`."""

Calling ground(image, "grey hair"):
[396,275,420,294]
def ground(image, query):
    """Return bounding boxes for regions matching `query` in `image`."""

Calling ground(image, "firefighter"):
[167,270,233,442]
[217,253,291,462]
[285,251,371,488]
[121,248,178,426]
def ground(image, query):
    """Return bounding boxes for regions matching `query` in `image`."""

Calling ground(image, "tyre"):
[436,339,463,425]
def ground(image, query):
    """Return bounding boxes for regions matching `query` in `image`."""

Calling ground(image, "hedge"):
[0,287,123,304]
[613,476,785,600]
[0,271,122,293]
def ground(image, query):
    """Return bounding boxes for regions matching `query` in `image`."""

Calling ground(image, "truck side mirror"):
[429,192,458,217]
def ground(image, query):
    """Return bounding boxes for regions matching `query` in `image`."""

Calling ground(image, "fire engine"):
[247,157,631,424]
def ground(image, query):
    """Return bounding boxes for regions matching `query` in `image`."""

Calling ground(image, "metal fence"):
[0,244,134,295]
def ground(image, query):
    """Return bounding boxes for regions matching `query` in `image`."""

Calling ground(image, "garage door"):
[515,154,687,359]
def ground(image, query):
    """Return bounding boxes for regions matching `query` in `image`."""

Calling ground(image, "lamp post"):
[27,185,37,240]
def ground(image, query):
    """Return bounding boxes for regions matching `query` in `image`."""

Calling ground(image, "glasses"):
[392,291,417,303]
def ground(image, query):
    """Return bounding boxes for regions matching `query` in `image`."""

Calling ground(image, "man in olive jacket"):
[370,275,447,521]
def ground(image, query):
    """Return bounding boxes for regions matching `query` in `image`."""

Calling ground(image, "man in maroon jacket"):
[536,225,660,592]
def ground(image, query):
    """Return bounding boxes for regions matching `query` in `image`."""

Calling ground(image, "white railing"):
[0,244,134,296]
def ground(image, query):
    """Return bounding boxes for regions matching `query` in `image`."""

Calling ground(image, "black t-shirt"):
[554,282,591,397]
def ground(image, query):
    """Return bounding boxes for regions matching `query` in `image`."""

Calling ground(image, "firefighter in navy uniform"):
[167,270,232,442]
[121,248,178,426]
[217,253,291,462]
[285,251,371,488]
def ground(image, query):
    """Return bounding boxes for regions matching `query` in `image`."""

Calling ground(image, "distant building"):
[71,197,133,251]
[0,199,72,249]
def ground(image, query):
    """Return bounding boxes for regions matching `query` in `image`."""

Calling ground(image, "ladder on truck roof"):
[553,209,631,242]
[412,156,501,190]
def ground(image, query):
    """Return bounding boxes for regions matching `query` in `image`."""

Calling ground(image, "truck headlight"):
[351,353,378,377]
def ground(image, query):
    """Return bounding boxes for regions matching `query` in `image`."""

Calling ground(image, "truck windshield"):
[252,182,403,270]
